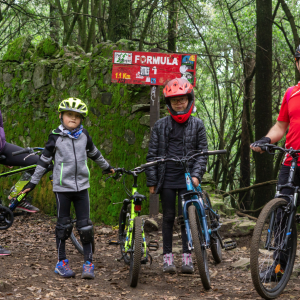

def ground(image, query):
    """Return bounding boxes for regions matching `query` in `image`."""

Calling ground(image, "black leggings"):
[0,142,39,166]
[55,189,92,263]
[160,188,190,255]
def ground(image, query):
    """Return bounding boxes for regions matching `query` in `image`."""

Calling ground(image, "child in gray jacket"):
[22,98,114,279]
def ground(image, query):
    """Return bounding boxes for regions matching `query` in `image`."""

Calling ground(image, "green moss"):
[2,36,32,62]
[34,37,60,58]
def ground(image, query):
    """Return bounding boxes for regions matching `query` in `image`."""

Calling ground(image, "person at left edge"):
[21,98,115,279]
[0,109,40,256]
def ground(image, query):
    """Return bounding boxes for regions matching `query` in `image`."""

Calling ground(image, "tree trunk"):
[168,0,178,52]
[139,0,158,51]
[253,0,274,212]
[50,2,59,42]
[107,0,131,42]
[85,0,100,52]
[239,55,254,210]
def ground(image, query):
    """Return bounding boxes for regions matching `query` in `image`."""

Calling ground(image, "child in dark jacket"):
[146,78,208,274]
[22,98,114,279]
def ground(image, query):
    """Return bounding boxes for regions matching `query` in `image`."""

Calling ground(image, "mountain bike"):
[0,147,93,255]
[103,167,158,288]
[136,149,234,290]
[250,144,300,299]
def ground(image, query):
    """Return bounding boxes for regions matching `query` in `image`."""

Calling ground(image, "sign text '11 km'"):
[111,51,197,86]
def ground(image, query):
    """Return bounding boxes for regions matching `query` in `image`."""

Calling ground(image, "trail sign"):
[111,51,197,86]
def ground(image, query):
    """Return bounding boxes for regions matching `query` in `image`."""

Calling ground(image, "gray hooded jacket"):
[30,127,110,192]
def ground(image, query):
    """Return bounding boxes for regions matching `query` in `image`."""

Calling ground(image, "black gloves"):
[250,136,271,148]
[22,182,36,193]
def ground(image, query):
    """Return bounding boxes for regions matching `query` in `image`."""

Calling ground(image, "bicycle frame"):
[123,173,147,259]
[265,156,299,251]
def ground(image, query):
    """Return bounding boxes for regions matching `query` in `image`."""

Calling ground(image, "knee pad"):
[77,219,94,244]
[55,217,73,240]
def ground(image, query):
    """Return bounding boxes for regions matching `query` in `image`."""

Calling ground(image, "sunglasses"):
[170,98,188,104]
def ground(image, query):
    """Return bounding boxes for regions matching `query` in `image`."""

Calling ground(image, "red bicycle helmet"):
[163,78,195,123]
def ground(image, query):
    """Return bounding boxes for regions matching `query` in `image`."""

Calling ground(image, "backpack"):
[286,86,295,104]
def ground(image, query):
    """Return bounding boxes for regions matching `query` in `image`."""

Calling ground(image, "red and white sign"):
[111,51,197,86]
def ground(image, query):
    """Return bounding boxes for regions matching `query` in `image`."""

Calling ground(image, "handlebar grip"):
[206,150,227,155]
[102,169,112,175]
[140,161,159,168]
[12,147,32,156]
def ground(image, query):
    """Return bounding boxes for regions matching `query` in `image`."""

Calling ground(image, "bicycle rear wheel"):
[203,190,222,263]
[188,205,211,290]
[250,198,297,299]
[119,204,130,265]
[129,216,142,287]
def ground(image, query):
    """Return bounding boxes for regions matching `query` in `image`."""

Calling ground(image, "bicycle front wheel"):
[119,204,130,265]
[188,205,211,290]
[129,216,142,287]
[70,231,95,255]
[203,190,222,264]
[250,198,297,299]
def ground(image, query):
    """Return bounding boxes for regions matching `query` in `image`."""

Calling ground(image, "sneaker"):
[163,253,176,274]
[54,259,75,278]
[181,253,194,274]
[9,198,39,213]
[259,263,285,282]
[0,245,10,256]
[82,261,95,279]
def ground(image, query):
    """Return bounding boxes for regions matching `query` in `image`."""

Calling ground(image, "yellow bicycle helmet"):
[58,98,88,118]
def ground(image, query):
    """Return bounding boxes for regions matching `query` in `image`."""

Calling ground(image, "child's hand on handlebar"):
[109,168,115,175]
[149,186,156,194]
[192,177,199,187]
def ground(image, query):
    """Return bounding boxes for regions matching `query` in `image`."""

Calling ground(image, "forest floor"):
[0,213,300,300]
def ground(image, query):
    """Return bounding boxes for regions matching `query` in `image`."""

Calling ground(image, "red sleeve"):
[277,89,290,123]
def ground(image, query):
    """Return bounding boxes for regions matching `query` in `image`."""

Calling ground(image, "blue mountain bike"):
[137,149,234,290]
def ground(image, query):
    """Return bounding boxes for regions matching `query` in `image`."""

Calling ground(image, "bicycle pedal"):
[108,239,120,245]
[177,215,184,226]
[147,240,159,251]
[224,240,237,250]
[296,214,300,224]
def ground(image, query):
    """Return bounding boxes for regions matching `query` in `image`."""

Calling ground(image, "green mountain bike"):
[104,167,158,287]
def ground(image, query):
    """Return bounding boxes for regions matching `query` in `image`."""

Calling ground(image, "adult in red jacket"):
[251,45,300,281]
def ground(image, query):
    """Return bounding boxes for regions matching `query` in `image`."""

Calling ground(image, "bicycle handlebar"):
[256,144,300,155]
[12,147,44,157]
[138,150,227,169]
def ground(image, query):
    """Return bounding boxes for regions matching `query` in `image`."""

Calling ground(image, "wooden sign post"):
[111,50,197,216]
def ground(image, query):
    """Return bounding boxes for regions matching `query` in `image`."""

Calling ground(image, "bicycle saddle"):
[0,155,6,161]
[132,192,146,200]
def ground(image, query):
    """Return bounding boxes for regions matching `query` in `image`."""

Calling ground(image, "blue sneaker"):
[82,261,95,279]
[54,259,75,278]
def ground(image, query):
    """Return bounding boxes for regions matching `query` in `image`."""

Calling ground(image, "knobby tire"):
[129,216,142,287]
[118,205,130,265]
[203,190,222,263]
[188,205,211,290]
[250,198,297,299]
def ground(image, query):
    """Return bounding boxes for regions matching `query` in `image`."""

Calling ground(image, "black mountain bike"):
[0,147,93,255]
[250,144,300,299]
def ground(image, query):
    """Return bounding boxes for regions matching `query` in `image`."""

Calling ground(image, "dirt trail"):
[0,213,299,300]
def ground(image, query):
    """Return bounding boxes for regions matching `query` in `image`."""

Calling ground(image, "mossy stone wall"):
[0,37,165,224]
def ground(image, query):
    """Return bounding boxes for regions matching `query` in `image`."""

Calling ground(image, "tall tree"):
[168,0,178,52]
[253,0,274,211]
[107,0,131,42]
